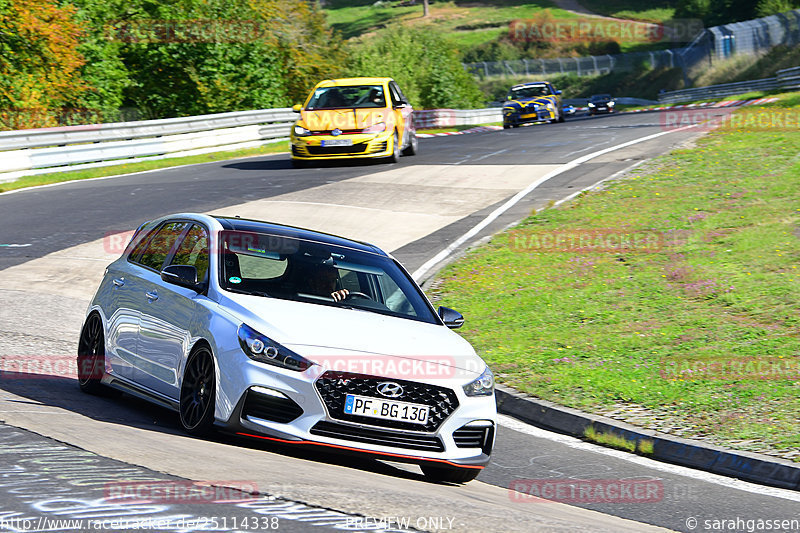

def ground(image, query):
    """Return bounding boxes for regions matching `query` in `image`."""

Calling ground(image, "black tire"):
[503,124,510,130]
[401,130,417,156]
[387,131,401,163]
[558,108,565,123]
[179,346,216,436]
[77,314,106,394]
[420,464,481,484]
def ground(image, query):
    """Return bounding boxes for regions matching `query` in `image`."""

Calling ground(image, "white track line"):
[498,415,800,502]
[411,124,699,281]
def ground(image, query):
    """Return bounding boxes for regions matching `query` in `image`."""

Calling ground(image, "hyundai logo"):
[376,381,403,398]
[331,128,342,136]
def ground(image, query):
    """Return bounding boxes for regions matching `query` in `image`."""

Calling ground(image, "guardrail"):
[0,107,502,182]
[413,108,501,128]
[658,66,800,104]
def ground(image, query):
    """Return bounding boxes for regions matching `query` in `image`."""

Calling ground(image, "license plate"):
[321,139,353,147]
[344,394,429,425]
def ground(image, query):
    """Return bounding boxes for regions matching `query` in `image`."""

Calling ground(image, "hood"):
[505,96,555,109]
[222,293,485,377]
[300,109,390,132]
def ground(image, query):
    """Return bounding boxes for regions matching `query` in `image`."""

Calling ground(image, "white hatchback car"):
[78,214,496,483]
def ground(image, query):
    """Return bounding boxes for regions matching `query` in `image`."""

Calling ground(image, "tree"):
[0,0,87,129]
[347,25,484,109]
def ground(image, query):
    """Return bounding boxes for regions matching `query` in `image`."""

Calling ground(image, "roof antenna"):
[234,215,241,218]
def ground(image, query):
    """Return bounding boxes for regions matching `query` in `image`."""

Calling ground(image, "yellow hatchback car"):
[290,77,418,167]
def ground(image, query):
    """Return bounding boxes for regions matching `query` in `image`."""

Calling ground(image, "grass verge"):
[431,94,800,460]
[0,142,289,194]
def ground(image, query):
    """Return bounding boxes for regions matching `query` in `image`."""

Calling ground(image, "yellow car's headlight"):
[294,125,311,137]
[362,122,386,134]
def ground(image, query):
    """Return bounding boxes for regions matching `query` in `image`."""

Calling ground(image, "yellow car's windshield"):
[306,85,386,110]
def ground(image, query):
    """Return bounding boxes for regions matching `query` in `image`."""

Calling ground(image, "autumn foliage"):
[0,0,87,129]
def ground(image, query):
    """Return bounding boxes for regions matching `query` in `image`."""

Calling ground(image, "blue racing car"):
[502,81,564,129]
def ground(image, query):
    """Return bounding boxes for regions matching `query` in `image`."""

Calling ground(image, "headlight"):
[588,103,595,107]
[608,101,615,106]
[503,107,517,115]
[238,323,313,372]
[293,125,311,137]
[463,366,494,397]
[362,122,386,134]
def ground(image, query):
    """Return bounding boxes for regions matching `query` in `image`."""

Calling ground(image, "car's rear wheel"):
[179,346,216,436]
[558,108,565,122]
[402,130,418,156]
[77,314,106,394]
[421,464,481,484]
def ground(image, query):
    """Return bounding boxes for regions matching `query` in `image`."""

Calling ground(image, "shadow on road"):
[0,375,427,482]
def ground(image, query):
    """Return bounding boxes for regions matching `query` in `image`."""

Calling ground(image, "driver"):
[306,264,349,302]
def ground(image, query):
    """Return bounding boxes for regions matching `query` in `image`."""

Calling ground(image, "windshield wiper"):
[226,287,271,298]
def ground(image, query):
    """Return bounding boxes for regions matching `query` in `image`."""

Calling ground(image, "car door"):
[389,81,413,146]
[103,224,161,381]
[135,223,210,399]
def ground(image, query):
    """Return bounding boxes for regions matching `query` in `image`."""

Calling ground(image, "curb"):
[495,384,800,490]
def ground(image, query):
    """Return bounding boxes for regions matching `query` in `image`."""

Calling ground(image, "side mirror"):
[555,90,562,95]
[438,306,464,329]
[292,104,302,113]
[161,264,201,292]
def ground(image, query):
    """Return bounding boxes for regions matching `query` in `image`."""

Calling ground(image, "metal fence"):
[658,66,800,103]
[464,9,800,80]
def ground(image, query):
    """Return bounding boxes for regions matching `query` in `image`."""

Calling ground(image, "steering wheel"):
[345,291,374,301]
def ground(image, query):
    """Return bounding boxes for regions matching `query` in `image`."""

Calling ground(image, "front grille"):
[241,388,303,424]
[307,144,368,155]
[291,145,305,156]
[314,371,459,432]
[453,424,494,455]
[310,421,444,452]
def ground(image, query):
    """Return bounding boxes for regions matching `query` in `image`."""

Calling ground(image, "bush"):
[346,25,485,109]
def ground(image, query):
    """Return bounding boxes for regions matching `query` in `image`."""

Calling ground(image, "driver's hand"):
[331,289,349,302]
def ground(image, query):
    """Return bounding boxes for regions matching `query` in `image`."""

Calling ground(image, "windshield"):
[306,85,386,110]
[218,231,439,324]
[509,85,550,99]
[591,95,611,102]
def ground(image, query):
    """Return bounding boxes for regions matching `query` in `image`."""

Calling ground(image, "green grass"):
[577,0,677,22]
[431,95,800,459]
[0,142,289,194]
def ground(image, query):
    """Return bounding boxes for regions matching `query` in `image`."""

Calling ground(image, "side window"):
[136,222,189,271]
[391,82,408,104]
[169,224,210,282]
[388,83,403,107]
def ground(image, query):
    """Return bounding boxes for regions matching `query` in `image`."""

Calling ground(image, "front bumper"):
[290,131,395,160]
[215,350,496,469]
[503,106,554,126]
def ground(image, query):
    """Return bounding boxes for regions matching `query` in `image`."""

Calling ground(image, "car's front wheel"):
[179,346,216,436]
[387,131,401,163]
[77,313,106,394]
[420,464,481,484]
[402,130,418,156]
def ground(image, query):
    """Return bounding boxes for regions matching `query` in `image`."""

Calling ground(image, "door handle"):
[145,291,158,301]
[112,278,125,287]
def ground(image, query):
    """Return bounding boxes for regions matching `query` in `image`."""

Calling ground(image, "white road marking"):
[498,415,800,503]
[411,124,699,281]
[0,244,31,247]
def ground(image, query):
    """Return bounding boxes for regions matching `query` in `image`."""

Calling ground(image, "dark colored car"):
[588,94,616,115]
